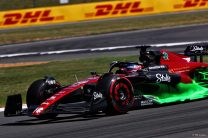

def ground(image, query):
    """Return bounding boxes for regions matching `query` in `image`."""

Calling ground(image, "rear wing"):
[184,44,208,62]
[135,43,208,63]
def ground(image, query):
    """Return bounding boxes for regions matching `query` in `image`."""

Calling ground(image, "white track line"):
[1,41,208,58]
[0,108,4,112]
[0,104,27,112]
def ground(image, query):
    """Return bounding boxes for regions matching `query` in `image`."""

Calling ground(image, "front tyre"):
[26,79,47,108]
[26,77,60,119]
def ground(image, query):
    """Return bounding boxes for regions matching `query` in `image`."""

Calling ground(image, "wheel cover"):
[110,80,133,112]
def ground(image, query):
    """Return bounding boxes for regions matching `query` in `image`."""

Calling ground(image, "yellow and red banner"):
[0,0,208,29]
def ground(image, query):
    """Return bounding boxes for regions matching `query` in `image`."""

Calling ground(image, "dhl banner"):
[0,0,208,29]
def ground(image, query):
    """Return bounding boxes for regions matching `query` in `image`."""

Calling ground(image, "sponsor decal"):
[148,65,166,70]
[34,107,44,114]
[93,92,103,100]
[86,1,153,17]
[156,73,171,83]
[42,102,49,105]
[0,10,64,26]
[183,57,191,62]
[190,45,204,51]
[141,99,153,106]
[163,52,169,60]
[174,0,208,9]
[48,96,57,100]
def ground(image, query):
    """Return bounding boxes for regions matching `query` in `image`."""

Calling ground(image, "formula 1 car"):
[4,44,208,119]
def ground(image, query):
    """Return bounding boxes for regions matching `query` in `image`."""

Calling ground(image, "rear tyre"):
[97,74,134,115]
[27,79,59,119]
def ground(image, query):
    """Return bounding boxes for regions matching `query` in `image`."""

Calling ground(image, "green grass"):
[0,0,115,11]
[0,55,137,106]
[1,11,208,45]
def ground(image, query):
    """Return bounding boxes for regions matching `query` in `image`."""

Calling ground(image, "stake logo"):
[1,10,64,26]
[85,1,153,17]
[156,74,171,83]
[174,0,208,9]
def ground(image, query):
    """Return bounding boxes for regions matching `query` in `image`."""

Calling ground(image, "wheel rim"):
[111,81,133,112]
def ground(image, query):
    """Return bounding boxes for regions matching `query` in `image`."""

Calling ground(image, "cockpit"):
[109,46,163,75]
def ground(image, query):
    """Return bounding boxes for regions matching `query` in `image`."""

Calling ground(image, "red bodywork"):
[33,77,99,116]
[160,50,208,83]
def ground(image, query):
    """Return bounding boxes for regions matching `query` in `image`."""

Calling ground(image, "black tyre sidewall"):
[26,79,47,108]
[26,79,58,119]
[97,74,134,114]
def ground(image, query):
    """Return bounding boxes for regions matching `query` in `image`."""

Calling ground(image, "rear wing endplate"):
[184,44,208,62]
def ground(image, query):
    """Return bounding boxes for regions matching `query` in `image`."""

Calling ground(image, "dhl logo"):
[175,0,208,9]
[85,1,153,17]
[0,10,64,26]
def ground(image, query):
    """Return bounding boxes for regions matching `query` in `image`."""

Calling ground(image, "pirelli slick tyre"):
[26,79,47,108]
[26,79,58,119]
[97,74,134,115]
